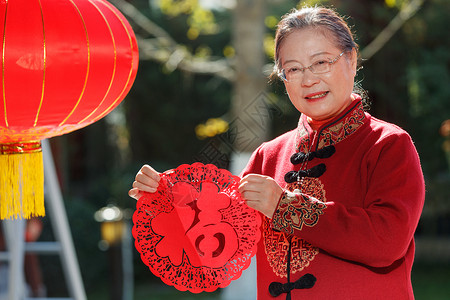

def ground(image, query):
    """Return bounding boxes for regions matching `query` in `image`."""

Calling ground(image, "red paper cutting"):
[132,163,261,293]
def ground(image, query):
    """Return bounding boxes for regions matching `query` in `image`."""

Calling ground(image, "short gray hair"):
[272,6,358,76]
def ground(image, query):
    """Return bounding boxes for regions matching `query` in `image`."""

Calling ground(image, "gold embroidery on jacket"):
[272,192,326,234]
[295,101,365,151]
[263,220,319,278]
[264,178,325,276]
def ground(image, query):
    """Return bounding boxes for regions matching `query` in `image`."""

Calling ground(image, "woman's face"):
[279,27,357,121]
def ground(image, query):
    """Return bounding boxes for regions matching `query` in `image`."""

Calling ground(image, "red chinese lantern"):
[0,0,138,219]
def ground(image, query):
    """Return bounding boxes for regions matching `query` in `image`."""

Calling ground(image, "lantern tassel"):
[0,142,45,219]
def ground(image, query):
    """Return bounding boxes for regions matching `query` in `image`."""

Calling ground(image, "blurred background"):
[2,0,448,299]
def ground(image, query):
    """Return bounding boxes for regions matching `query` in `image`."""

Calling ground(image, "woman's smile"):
[304,91,329,101]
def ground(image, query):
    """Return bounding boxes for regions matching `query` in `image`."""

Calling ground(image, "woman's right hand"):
[128,164,161,200]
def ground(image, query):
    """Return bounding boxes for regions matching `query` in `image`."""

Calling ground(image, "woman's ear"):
[349,48,358,77]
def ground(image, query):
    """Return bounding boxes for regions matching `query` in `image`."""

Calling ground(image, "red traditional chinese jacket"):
[241,97,425,300]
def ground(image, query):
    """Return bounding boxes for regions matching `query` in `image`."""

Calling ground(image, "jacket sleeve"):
[240,144,264,177]
[271,132,425,268]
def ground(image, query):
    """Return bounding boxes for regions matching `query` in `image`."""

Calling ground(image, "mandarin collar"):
[295,95,366,152]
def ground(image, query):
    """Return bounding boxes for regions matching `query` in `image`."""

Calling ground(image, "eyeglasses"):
[278,51,346,82]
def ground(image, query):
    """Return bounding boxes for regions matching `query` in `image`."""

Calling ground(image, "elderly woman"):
[130,6,425,300]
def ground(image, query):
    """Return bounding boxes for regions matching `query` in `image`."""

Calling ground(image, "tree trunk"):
[230,0,268,154]
[223,1,266,299]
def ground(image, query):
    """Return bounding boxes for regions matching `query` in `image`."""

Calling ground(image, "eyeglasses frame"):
[278,50,346,82]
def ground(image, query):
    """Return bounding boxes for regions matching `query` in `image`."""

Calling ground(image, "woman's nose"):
[301,69,320,87]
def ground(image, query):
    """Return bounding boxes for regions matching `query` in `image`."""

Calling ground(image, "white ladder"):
[0,139,87,300]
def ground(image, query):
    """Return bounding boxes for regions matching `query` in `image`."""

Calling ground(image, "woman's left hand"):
[239,174,284,218]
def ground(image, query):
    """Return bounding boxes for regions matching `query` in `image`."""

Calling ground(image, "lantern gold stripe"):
[78,0,117,125]
[33,0,47,127]
[0,141,42,155]
[2,1,8,127]
[59,0,91,127]
[92,0,136,123]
